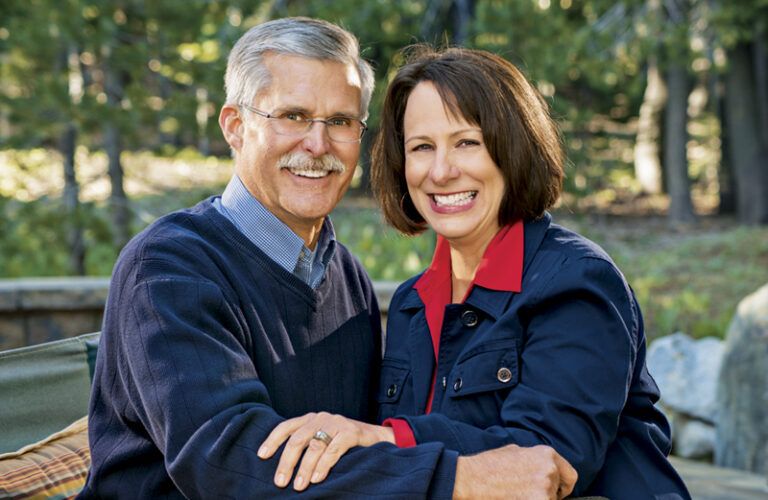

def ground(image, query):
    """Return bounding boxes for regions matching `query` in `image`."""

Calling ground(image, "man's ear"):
[219,105,244,152]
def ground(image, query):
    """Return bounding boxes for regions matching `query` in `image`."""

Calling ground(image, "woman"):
[259,46,690,499]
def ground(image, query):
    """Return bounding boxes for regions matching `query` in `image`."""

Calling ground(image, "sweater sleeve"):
[106,273,456,499]
[393,257,640,494]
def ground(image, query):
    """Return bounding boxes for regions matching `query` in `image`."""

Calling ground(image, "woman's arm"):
[257,412,395,491]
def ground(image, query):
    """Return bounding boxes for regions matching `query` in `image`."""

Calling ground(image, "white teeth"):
[433,191,477,207]
[288,168,330,178]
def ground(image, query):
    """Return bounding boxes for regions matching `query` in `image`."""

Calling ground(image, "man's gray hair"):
[225,17,375,119]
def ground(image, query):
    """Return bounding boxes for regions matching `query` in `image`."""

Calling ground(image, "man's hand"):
[257,412,395,492]
[453,444,577,500]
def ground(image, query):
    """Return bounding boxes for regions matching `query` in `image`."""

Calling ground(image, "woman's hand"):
[257,412,396,492]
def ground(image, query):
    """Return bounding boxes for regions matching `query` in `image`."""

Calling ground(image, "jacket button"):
[461,309,479,327]
[386,384,398,398]
[453,378,463,392]
[497,367,513,383]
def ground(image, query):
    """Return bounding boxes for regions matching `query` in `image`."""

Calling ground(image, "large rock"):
[674,418,716,460]
[647,332,724,423]
[715,283,768,475]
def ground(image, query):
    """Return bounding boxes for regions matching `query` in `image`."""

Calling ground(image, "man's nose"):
[300,121,331,157]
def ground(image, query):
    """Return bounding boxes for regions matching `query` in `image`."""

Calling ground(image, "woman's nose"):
[429,151,460,184]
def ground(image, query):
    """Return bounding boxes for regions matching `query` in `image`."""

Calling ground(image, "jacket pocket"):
[377,357,410,404]
[448,340,519,398]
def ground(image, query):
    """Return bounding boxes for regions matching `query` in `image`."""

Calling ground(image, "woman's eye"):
[457,139,480,147]
[411,144,433,152]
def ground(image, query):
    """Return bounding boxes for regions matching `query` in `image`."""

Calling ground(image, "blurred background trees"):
[1,0,767,338]
[3,1,766,227]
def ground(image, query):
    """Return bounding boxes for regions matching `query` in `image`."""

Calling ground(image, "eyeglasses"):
[239,104,367,143]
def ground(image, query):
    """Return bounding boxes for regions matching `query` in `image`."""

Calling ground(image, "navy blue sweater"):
[80,199,457,499]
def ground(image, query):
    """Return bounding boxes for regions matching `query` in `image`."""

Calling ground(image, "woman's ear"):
[219,105,244,152]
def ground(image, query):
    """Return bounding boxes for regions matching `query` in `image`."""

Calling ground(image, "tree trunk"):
[753,23,768,147]
[664,63,696,223]
[717,77,736,215]
[634,56,666,194]
[104,123,130,249]
[420,0,476,44]
[103,50,131,249]
[0,53,9,140]
[724,42,768,225]
[58,43,86,275]
[357,128,374,196]
[156,32,174,148]
[419,0,448,41]
[60,123,85,275]
[196,86,210,156]
[449,0,475,45]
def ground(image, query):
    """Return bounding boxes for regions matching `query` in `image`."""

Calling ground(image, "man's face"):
[220,53,362,245]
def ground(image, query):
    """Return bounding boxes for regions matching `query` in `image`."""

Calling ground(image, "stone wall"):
[0,277,399,350]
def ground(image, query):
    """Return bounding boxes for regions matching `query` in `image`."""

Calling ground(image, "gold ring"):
[312,430,332,446]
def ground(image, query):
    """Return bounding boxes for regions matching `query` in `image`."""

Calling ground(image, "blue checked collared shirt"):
[212,175,336,289]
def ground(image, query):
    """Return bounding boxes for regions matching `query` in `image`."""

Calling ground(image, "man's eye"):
[328,117,352,127]
[282,112,306,122]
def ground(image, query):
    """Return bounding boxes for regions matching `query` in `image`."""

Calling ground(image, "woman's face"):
[403,81,505,247]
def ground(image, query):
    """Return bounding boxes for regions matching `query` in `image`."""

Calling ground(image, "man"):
[80,17,576,499]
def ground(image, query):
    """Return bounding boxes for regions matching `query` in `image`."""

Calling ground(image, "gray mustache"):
[278,153,346,173]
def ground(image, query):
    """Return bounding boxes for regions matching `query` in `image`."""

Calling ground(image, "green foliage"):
[711,0,768,48]
[0,147,231,276]
[331,204,436,281]
[0,195,117,276]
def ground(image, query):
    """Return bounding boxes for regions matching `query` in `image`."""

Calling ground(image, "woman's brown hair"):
[371,45,564,235]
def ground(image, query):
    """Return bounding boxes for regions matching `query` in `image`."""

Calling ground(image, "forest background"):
[1,0,768,342]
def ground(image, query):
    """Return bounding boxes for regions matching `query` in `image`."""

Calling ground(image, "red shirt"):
[383,221,524,447]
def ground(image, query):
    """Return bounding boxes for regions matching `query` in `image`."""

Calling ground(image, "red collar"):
[414,220,524,300]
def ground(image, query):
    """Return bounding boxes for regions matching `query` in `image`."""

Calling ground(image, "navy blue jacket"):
[80,199,457,499]
[379,214,690,499]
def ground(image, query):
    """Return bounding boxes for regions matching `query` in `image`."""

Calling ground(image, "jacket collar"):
[399,213,553,320]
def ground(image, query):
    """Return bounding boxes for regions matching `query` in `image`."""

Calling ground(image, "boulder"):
[674,418,716,460]
[715,283,768,475]
[647,332,723,423]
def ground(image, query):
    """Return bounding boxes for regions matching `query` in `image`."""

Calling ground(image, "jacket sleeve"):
[109,274,456,499]
[395,256,640,492]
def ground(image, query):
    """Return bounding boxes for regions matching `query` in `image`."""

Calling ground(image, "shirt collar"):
[414,220,524,298]
[218,175,336,277]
